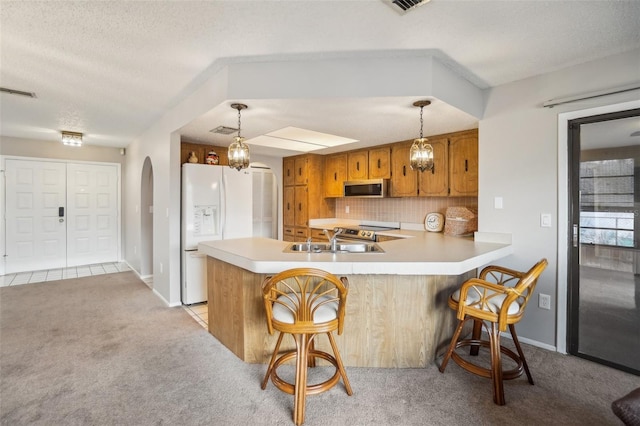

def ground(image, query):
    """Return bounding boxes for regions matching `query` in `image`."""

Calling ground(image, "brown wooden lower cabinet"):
[207,257,474,368]
[294,227,309,241]
[283,227,295,242]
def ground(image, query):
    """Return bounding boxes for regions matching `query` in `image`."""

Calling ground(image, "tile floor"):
[183,303,209,328]
[1,262,209,329]
[0,262,131,287]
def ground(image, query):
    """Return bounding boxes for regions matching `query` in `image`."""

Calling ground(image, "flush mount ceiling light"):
[227,103,250,171]
[61,131,83,147]
[409,100,434,172]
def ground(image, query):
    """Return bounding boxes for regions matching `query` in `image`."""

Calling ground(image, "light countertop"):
[198,229,513,276]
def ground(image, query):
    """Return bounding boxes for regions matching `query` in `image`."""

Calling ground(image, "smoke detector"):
[383,0,432,15]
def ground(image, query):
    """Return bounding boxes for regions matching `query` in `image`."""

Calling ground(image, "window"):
[579,158,635,248]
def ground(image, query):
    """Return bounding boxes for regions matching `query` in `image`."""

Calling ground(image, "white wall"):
[479,47,640,348]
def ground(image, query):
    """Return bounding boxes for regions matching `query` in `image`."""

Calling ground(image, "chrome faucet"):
[306,237,313,253]
[323,228,342,252]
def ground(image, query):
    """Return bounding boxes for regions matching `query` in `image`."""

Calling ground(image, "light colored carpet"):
[1,271,637,425]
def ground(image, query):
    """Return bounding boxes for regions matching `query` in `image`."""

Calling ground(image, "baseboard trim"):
[153,288,173,307]
[500,331,557,352]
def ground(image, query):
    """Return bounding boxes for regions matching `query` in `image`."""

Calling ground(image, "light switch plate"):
[540,213,552,227]
[494,197,503,209]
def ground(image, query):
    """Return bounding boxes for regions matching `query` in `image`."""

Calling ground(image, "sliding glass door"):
[567,109,640,375]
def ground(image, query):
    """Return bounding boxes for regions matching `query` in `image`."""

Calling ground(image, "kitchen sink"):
[283,241,384,253]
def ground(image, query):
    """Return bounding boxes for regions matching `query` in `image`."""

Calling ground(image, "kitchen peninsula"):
[198,230,512,368]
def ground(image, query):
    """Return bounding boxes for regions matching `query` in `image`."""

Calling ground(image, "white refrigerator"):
[181,163,253,304]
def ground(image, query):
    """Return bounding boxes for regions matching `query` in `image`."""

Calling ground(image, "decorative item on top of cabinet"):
[187,151,199,163]
[418,136,448,196]
[206,150,219,165]
[180,142,228,165]
[324,153,347,198]
[448,129,478,197]
[347,150,368,181]
[368,146,391,179]
[390,141,418,197]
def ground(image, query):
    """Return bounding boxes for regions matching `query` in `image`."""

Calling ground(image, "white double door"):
[5,159,119,274]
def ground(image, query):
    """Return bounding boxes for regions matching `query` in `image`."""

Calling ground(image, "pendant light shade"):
[409,100,434,172]
[228,103,250,171]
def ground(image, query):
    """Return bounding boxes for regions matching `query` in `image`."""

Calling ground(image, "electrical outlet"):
[160,262,163,274]
[345,205,350,214]
[539,293,551,310]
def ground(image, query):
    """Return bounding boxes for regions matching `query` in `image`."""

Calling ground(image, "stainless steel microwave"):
[343,179,388,198]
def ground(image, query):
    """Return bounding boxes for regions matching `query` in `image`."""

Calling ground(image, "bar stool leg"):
[327,332,353,395]
[262,332,284,390]
[510,324,534,385]
[293,333,309,426]
[489,323,505,405]
[470,319,483,356]
[439,319,466,373]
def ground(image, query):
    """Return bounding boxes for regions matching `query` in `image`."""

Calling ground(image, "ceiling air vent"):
[384,0,431,14]
[0,87,37,98]
[209,125,238,135]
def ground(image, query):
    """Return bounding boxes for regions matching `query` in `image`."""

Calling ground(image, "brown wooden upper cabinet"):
[368,146,391,179]
[390,129,478,197]
[294,156,308,185]
[283,186,295,227]
[324,153,347,198]
[418,136,449,197]
[390,142,418,197]
[283,157,295,187]
[448,129,478,196]
[282,154,335,241]
[347,150,368,181]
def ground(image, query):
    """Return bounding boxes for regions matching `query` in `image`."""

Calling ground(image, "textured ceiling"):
[1,1,639,150]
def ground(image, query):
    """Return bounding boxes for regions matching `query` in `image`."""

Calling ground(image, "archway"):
[140,157,154,279]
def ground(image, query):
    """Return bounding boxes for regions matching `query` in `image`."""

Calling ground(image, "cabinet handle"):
[334,172,337,181]
[298,167,302,176]
[377,159,381,169]
[465,159,468,172]
[431,165,435,175]
[298,203,302,211]
[403,165,406,176]
[357,161,360,171]
[287,169,290,177]
[287,202,290,210]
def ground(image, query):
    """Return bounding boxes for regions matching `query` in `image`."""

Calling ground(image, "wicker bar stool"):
[261,268,353,425]
[439,259,548,405]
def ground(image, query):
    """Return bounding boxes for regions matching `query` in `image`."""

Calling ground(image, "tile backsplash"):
[335,197,477,224]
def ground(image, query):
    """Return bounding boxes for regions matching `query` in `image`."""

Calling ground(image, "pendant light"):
[409,100,434,172]
[227,103,250,171]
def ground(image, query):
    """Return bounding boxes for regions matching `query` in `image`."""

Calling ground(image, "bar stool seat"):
[439,259,548,405]
[261,268,353,425]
